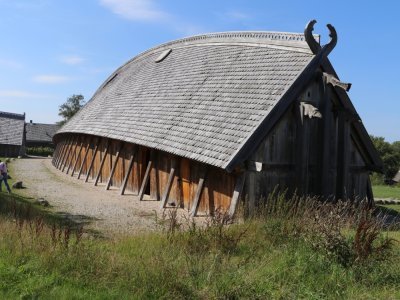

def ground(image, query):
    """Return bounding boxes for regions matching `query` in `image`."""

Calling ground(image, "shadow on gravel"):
[0,192,102,237]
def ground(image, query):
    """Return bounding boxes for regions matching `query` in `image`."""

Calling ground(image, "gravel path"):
[11,157,165,235]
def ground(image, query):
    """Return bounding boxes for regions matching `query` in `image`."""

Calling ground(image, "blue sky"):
[0,0,398,142]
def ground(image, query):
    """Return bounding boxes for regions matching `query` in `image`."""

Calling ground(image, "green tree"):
[57,94,85,126]
[370,135,400,182]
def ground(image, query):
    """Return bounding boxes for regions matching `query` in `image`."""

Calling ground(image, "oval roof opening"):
[155,49,172,63]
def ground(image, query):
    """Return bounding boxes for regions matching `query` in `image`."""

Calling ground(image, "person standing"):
[0,160,11,193]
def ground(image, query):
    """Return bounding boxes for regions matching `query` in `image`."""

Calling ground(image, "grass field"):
[373,185,400,199]
[0,192,399,299]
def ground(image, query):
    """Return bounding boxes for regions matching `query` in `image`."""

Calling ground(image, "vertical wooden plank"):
[71,139,84,176]
[52,143,60,166]
[190,167,207,216]
[57,138,69,169]
[120,147,136,195]
[295,101,310,195]
[94,140,110,186]
[85,138,100,183]
[160,159,176,208]
[138,160,152,201]
[77,137,92,179]
[150,150,159,201]
[336,111,350,200]
[55,141,65,167]
[320,77,333,198]
[66,137,81,174]
[228,172,246,217]
[105,143,123,190]
[61,136,76,172]
[180,158,191,207]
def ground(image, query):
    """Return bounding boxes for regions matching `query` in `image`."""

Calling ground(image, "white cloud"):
[225,11,250,21]
[33,75,71,84]
[0,90,52,99]
[60,55,85,65]
[100,0,168,21]
[0,59,23,69]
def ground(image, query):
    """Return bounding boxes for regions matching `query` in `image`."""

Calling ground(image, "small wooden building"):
[25,121,60,148]
[53,21,382,216]
[0,111,26,157]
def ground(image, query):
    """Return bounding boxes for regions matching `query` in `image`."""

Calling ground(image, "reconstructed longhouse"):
[52,20,383,216]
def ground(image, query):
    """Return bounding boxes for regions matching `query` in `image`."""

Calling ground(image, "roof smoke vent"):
[155,49,172,63]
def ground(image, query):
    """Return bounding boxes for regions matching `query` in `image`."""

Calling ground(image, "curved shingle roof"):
[56,31,316,169]
[0,111,25,146]
[26,123,60,143]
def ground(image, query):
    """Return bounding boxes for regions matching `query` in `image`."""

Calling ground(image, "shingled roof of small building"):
[0,111,25,146]
[56,29,381,171]
[26,122,60,143]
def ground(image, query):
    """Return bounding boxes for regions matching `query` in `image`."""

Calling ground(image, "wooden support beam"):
[56,138,69,169]
[94,140,110,186]
[62,136,77,173]
[190,168,207,217]
[228,173,246,217]
[138,160,152,201]
[77,137,92,179]
[105,143,123,190]
[66,137,80,174]
[71,139,84,177]
[56,141,67,168]
[52,144,60,166]
[119,149,136,195]
[160,160,176,209]
[85,138,100,182]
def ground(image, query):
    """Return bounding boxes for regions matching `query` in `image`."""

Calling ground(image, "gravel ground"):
[10,157,168,235]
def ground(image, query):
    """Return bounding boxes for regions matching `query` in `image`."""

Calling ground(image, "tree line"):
[370,135,400,183]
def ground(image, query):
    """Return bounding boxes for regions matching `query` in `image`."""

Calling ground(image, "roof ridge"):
[0,111,25,120]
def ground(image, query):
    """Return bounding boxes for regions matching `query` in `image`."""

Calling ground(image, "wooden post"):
[52,143,60,166]
[71,139,84,177]
[228,173,246,217]
[138,160,152,201]
[57,138,69,169]
[190,168,207,216]
[66,137,80,174]
[77,137,92,179]
[62,136,76,173]
[54,142,63,166]
[85,138,100,182]
[160,160,176,208]
[94,140,110,186]
[120,148,136,195]
[105,143,123,190]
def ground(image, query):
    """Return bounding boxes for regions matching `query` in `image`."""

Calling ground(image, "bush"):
[26,147,54,157]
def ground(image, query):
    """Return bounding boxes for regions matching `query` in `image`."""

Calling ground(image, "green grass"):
[373,185,400,199]
[0,193,399,299]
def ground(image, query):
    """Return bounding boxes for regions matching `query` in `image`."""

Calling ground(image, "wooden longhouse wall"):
[244,75,374,206]
[53,135,237,215]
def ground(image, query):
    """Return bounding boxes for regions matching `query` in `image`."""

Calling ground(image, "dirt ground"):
[10,157,174,236]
